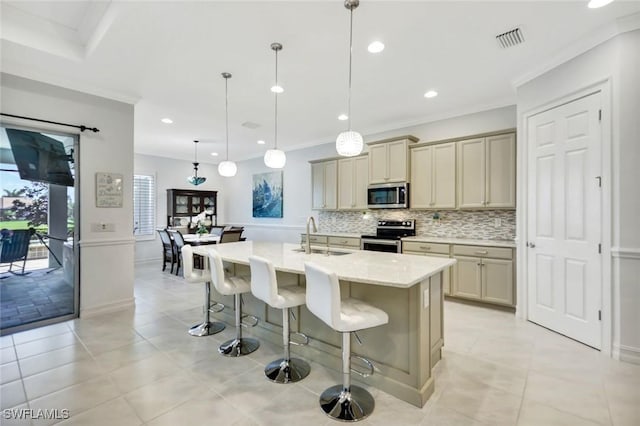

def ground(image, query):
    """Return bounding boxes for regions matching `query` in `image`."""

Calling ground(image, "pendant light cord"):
[225,77,230,161]
[347,6,354,132]
[274,48,279,150]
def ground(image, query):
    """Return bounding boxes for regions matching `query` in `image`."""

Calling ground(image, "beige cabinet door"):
[486,133,516,208]
[337,156,368,210]
[387,140,408,182]
[311,162,325,210]
[410,145,433,208]
[368,144,388,183]
[324,160,337,209]
[481,258,514,305]
[457,138,485,208]
[452,256,482,299]
[311,160,337,210]
[353,156,369,209]
[433,142,456,208]
[338,158,354,209]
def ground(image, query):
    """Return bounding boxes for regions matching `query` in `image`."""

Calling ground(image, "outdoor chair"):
[0,228,35,275]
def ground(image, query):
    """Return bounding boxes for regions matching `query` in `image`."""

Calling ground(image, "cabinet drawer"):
[402,241,450,255]
[452,245,512,260]
[301,235,328,245]
[328,236,360,248]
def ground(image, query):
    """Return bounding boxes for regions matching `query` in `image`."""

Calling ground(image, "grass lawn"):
[0,221,47,232]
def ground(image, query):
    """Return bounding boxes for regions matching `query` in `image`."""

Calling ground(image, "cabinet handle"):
[475,250,488,255]
[477,262,481,266]
[419,246,431,250]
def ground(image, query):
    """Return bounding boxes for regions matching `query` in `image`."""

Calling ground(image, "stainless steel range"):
[360,220,416,253]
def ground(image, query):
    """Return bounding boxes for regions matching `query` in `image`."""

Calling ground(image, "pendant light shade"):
[264,149,286,169]
[336,0,364,157]
[219,72,237,177]
[264,42,286,169]
[217,160,237,177]
[336,130,363,157]
[187,140,207,185]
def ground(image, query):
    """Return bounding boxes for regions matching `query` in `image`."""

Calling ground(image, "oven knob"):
[380,221,385,225]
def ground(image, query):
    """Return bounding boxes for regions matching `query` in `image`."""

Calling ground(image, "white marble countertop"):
[301,232,363,239]
[402,236,516,248]
[192,241,455,288]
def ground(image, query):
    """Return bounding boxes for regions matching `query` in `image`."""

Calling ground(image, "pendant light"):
[264,42,286,169]
[187,140,206,186]
[336,0,364,157]
[218,72,238,177]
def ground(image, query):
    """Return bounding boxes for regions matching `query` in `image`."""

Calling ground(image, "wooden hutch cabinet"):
[166,189,217,232]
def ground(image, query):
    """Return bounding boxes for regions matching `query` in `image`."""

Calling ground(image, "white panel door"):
[527,92,602,349]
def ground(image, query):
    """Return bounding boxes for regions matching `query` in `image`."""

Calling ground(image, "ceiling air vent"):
[241,121,260,129]
[496,27,524,49]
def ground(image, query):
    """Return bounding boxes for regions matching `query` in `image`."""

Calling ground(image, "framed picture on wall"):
[252,171,283,218]
[95,172,123,208]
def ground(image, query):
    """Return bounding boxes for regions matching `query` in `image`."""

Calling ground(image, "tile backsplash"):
[318,209,516,241]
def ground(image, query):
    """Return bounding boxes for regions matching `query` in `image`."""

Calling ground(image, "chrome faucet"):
[305,216,318,254]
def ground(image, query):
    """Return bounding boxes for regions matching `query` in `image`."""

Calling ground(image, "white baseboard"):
[80,298,135,318]
[613,343,640,365]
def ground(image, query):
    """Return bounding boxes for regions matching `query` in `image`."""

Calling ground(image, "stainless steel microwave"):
[367,183,409,209]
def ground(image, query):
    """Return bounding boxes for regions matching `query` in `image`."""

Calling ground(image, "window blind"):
[133,174,155,236]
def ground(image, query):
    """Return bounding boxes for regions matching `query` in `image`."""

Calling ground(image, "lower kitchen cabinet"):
[452,257,482,299]
[482,258,514,305]
[452,245,514,307]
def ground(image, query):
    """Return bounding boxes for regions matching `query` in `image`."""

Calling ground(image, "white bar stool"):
[181,245,225,337]
[249,255,310,383]
[208,250,260,356]
[304,261,389,422]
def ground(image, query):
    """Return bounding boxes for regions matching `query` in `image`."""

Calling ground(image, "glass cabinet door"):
[176,195,188,214]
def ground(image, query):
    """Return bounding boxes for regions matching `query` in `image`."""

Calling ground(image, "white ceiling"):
[2,1,640,164]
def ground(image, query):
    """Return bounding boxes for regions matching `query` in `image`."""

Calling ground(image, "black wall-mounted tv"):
[6,129,74,187]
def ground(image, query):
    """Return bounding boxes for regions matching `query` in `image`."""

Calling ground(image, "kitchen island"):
[192,241,455,407]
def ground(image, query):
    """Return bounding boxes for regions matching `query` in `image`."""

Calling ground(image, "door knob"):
[527,242,536,248]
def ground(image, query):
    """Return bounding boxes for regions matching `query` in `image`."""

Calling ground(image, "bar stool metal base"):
[265,358,310,383]
[218,337,260,357]
[188,321,225,337]
[319,384,375,422]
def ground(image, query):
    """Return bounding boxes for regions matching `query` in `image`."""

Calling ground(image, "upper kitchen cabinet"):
[410,142,456,209]
[311,159,337,210]
[338,155,368,210]
[368,135,418,184]
[457,133,515,209]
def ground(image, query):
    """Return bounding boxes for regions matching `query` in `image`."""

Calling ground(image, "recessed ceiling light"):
[588,0,614,8]
[257,140,266,145]
[424,90,438,98]
[161,118,173,124]
[338,114,349,121]
[210,152,218,156]
[367,41,385,53]
[270,85,284,93]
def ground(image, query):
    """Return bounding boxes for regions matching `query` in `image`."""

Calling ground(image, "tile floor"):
[1,262,638,425]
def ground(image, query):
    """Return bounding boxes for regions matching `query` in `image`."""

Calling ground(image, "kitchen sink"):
[291,248,351,256]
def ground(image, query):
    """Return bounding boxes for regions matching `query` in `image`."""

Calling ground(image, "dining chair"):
[157,229,176,273]
[209,226,225,237]
[167,229,186,275]
[219,229,243,244]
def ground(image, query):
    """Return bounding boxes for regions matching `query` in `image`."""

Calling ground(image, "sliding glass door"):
[0,124,79,334]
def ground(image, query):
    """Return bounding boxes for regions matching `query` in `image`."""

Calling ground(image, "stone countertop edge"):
[302,232,363,238]
[192,242,456,289]
[402,236,516,248]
